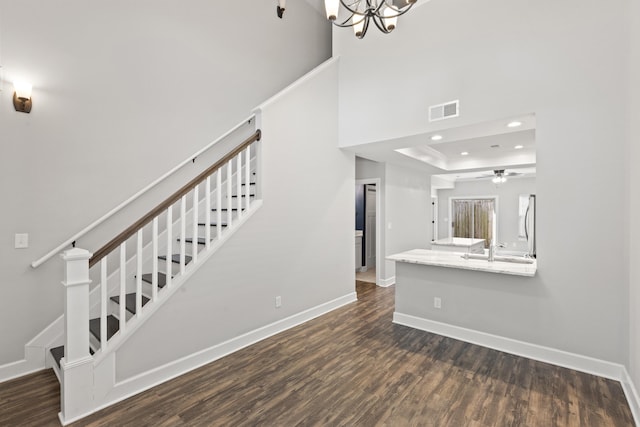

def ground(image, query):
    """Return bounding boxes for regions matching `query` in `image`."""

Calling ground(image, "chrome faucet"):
[488,241,506,262]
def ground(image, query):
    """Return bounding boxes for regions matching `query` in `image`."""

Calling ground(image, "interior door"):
[365,185,376,268]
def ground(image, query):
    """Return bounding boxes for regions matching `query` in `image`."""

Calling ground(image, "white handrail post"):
[60,247,94,422]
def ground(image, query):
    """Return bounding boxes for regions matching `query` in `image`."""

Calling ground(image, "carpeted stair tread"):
[110,293,150,315]
[179,237,210,245]
[197,222,228,227]
[158,254,193,265]
[89,315,119,342]
[141,272,168,288]
[50,346,65,369]
[50,346,95,369]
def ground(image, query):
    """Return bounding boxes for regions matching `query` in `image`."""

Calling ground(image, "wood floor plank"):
[0,280,634,426]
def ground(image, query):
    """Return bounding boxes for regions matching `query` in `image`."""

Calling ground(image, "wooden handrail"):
[89,129,261,268]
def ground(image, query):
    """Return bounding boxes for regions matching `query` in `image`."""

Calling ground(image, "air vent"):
[429,100,459,122]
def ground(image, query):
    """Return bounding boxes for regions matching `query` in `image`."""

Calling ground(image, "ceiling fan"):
[475,169,523,183]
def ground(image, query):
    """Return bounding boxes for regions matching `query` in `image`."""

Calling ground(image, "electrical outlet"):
[275,296,282,308]
[433,297,442,309]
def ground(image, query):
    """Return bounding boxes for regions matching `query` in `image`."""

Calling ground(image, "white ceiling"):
[395,114,536,173]
[353,113,537,182]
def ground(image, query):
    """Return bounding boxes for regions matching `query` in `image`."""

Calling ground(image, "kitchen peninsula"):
[387,248,538,352]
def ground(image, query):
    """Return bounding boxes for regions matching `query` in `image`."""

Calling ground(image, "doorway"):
[355,179,380,285]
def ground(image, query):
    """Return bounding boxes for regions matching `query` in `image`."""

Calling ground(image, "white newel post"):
[60,248,94,423]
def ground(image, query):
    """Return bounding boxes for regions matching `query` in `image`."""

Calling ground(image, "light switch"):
[15,233,29,249]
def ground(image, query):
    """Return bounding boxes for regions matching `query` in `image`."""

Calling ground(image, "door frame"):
[356,178,382,287]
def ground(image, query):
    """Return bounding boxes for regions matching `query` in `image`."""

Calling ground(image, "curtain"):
[452,199,494,248]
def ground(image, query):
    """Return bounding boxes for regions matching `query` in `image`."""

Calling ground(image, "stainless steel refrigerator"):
[525,194,536,258]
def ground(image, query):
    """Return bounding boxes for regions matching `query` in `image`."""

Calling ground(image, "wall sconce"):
[277,0,286,18]
[13,81,32,113]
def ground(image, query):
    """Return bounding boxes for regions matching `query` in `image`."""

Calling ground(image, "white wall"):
[113,59,356,380]
[0,1,331,365]
[628,0,640,402]
[437,177,536,252]
[384,163,431,280]
[336,0,629,364]
[355,158,431,283]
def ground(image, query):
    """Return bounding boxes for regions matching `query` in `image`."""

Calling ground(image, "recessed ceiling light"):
[431,134,443,141]
[460,151,469,156]
[514,145,524,149]
[507,121,522,128]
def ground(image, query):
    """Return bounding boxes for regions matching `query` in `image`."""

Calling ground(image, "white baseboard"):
[621,367,640,426]
[393,312,626,381]
[394,312,640,425]
[87,292,358,420]
[0,346,46,383]
[378,276,395,287]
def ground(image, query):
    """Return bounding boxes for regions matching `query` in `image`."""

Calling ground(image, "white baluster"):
[180,195,187,275]
[205,176,211,249]
[100,257,108,351]
[152,217,159,301]
[119,242,126,333]
[227,160,233,227]
[192,185,199,264]
[166,205,173,289]
[216,170,222,240]
[237,152,243,220]
[136,230,143,316]
[245,145,251,210]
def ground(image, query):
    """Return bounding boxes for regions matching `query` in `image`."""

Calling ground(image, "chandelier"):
[324,0,417,39]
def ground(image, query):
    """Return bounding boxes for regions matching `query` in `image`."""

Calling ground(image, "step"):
[50,345,64,369]
[241,183,256,186]
[49,346,95,369]
[89,315,120,342]
[141,272,169,288]
[211,208,244,212]
[230,194,255,198]
[179,237,210,246]
[197,222,228,227]
[110,293,150,315]
[158,254,193,265]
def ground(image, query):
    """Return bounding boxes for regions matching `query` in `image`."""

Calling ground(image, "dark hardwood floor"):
[0,281,634,426]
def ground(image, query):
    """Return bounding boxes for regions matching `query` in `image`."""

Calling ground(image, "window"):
[451,198,496,248]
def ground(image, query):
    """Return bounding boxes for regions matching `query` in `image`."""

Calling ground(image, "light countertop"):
[432,237,485,247]
[387,249,537,277]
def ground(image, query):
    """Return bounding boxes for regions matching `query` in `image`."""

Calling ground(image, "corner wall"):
[0,0,331,366]
[336,0,629,364]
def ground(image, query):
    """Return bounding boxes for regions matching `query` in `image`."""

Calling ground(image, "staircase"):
[42,128,262,423]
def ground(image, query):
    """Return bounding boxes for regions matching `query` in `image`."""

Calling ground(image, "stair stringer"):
[84,201,263,420]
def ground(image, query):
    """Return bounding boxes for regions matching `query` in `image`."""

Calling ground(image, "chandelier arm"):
[339,0,366,16]
[332,11,362,28]
[377,2,415,18]
[371,15,392,34]
[357,15,371,38]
